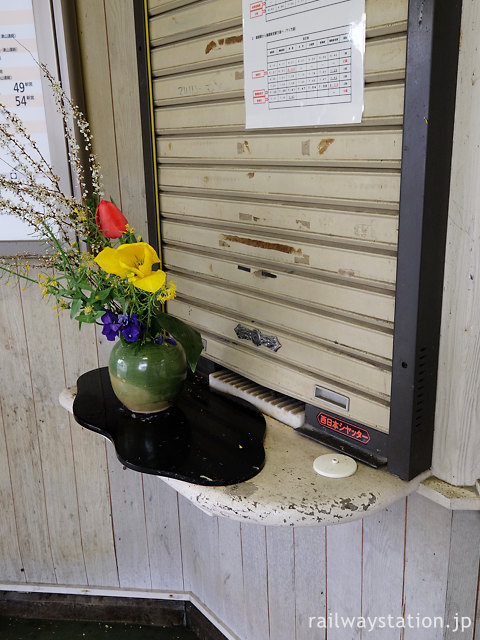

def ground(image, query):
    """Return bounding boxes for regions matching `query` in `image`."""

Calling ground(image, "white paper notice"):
[0,0,52,241]
[243,0,365,129]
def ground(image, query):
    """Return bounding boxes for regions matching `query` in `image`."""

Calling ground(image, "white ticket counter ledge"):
[60,386,480,526]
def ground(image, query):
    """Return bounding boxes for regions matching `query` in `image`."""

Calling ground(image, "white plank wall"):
[143,478,184,592]
[0,282,55,584]
[432,0,480,486]
[444,511,480,640]
[0,5,479,640]
[58,315,119,588]
[326,520,363,640]
[0,400,25,584]
[240,523,270,640]
[403,495,453,640]
[266,527,296,639]
[20,274,87,587]
[293,527,327,640]
[362,499,406,640]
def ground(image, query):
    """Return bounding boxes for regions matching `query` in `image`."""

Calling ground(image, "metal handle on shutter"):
[234,324,282,352]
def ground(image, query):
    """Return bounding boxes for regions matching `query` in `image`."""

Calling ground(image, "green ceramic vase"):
[108,339,187,413]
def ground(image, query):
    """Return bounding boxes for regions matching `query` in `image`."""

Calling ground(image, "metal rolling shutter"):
[146,0,408,435]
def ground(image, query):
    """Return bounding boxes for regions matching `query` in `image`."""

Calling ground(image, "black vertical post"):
[133,0,161,256]
[388,0,463,479]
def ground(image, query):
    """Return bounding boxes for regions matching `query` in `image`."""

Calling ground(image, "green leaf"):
[153,312,203,372]
[95,287,112,301]
[76,277,92,290]
[75,313,96,324]
[70,297,83,319]
[94,309,106,320]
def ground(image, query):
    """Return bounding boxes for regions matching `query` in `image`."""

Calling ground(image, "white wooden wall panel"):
[432,0,480,486]
[216,518,246,639]
[239,523,270,640]
[178,495,219,606]
[0,405,25,583]
[476,587,480,640]
[104,1,149,238]
[107,459,152,590]
[0,282,56,584]
[362,499,406,640]
[266,527,296,640]
[150,0,242,47]
[20,275,87,587]
[143,477,184,592]
[403,495,452,640]
[151,27,244,76]
[326,520,363,640]
[444,511,480,640]
[58,315,119,588]
[294,527,327,640]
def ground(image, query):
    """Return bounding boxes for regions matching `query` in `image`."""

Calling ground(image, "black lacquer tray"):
[73,368,266,486]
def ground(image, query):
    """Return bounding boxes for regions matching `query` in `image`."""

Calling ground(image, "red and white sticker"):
[250,1,265,18]
[253,89,268,103]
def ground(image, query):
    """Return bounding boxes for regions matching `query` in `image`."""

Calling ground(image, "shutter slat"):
[160,194,399,245]
[157,129,402,169]
[162,220,397,286]
[163,247,396,324]
[151,31,405,80]
[169,298,391,398]
[155,84,405,132]
[182,331,391,431]
[149,0,408,46]
[170,274,393,362]
[159,166,401,209]
[153,58,404,106]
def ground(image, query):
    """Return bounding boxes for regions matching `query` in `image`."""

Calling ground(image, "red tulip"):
[95,200,128,238]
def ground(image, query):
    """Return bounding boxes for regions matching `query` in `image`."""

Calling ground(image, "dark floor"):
[0,617,200,640]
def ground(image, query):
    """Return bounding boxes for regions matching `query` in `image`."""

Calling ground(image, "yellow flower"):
[94,242,167,293]
[84,306,93,314]
[157,281,177,303]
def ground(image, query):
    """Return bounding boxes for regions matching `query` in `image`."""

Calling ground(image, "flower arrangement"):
[0,64,202,372]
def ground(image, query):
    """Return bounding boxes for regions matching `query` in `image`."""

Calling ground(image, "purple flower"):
[101,310,121,341]
[156,335,177,346]
[120,314,142,343]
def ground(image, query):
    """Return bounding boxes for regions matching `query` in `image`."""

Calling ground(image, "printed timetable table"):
[265,0,350,21]
[266,25,352,109]
[243,0,365,128]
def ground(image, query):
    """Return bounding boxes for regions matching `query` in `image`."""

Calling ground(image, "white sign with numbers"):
[242,0,365,129]
[0,0,52,241]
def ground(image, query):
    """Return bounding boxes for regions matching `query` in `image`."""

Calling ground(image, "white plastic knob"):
[313,453,357,478]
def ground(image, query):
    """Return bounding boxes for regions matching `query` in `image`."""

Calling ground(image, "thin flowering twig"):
[0,60,201,368]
